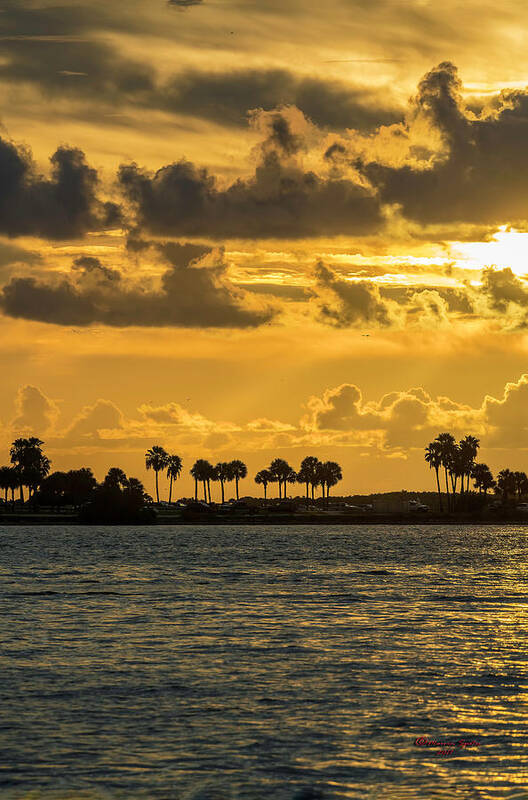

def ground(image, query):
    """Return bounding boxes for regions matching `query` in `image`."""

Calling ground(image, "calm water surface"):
[1,524,527,800]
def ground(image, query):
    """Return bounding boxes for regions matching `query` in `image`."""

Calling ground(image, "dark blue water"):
[1,525,527,800]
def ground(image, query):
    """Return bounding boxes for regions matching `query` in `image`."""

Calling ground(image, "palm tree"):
[25,455,51,500]
[269,458,293,499]
[435,433,456,510]
[285,468,297,499]
[451,445,467,496]
[514,471,528,501]
[215,462,234,503]
[190,459,214,503]
[229,460,247,501]
[321,461,342,501]
[298,456,321,501]
[424,441,443,511]
[297,465,310,500]
[10,437,48,503]
[104,467,128,488]
[459,435,480,493]
[7,467,19,504]
[496,469,516,505]
[0,466,11,504]
[254,469,272,499]
[166,455,183,504]
[145,446,169,503]
[471,463,495,495]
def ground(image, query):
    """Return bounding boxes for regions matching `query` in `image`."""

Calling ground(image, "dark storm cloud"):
[480,267,528,312]
[0,2,400,130]
[0,35,401,131]
[0,246,275,329]
[158,69,401,129]
[0,137,119,239]
[0,37,156,103]
[309,261,394,327]
[118,109,383,239]
[365,61,528,225]
[0,1,142,39]
[168,0,204,6]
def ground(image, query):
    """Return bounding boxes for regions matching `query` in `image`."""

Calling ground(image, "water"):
[1,525,527,800]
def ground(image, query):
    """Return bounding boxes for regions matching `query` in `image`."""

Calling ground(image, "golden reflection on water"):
[2,524,528,800]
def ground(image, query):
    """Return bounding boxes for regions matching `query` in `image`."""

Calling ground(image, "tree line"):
[425,433,528,509]
[0,439,344,509]
[255,457,342,501]
[0,437,153,521]
[145,447,343,504]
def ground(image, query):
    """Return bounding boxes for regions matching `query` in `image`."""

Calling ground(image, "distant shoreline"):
[1,512,528,526]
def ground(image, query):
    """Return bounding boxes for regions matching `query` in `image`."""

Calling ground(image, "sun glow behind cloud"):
[450,227,528,277]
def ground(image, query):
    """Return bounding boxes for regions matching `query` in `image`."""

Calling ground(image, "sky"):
[2,0,528,499]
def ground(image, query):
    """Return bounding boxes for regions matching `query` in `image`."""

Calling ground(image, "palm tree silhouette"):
[10,437,48,503]
[0,466,11,504]
[424,441,443,511]
[214,462,233,503]
[25,455,51,500]
[145,446,169,503]
[497,468,516,504]
[229,460,247,500]
[435,433,456,510]
[166,455,183,504]
[298,456,321,501]
[269,458,293,499]
[471,463,495,495]
[104,467,128,488]
[459,435,480,493]
[513,471,528,501]
[254,469,272,499]
[297,465,310,500]
[190,459,214,502]
[320,461,342,502]
[285,468,297,499]
[451,445,467,496]
[7,467,19,504]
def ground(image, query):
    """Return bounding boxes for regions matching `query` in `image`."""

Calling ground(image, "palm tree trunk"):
[155,470,160,504]
[435,468,443,512]
[169,476,173,505]
[207,480,212,503]
[19,484,24,503]
[235,477,239,500]
[221,480,225,504]
[202,480,207,502]
[194,478,198,501]
[444,468,450,511]
[264,483,267,499]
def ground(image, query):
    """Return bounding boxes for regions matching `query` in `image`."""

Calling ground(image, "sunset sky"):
[2,0,528,498]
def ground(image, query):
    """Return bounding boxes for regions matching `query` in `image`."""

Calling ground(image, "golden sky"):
[2,0,528,498]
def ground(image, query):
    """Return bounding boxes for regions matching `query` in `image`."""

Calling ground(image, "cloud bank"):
[0,244,274,328]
